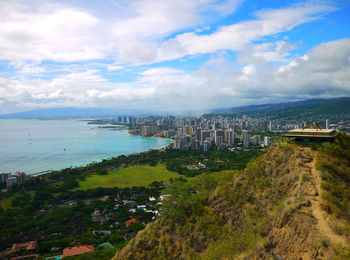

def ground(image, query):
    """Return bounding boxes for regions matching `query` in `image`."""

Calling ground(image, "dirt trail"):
[305,150,349,247]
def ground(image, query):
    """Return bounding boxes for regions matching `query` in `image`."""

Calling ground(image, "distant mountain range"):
[0,97,349,119]
[0,107,148,119]
[206,97,350,119]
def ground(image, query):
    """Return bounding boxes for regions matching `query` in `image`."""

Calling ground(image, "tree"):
[96,168,109,175]
[11,192,32,208]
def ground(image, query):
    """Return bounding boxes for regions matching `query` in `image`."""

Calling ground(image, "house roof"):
[62,245,94,257]
[11,241,38,252]
[10,254,39,260]
[284,128,337,138]
[125,216,138,227]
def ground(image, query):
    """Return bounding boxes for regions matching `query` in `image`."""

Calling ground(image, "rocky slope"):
[114,140,350,259]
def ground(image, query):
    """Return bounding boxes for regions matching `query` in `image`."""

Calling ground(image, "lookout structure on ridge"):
[283,120,338,142]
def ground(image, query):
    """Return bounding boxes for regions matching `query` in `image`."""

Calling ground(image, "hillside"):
[205,97,350,119]
[114,135,350,259]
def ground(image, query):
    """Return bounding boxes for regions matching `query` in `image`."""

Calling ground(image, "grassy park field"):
[77,163,180,189]
[0,196,13,210]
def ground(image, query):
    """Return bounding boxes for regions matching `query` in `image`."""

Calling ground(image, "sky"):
[0,0,350,114]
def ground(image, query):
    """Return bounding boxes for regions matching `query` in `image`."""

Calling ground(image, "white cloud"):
[107,65,124,71]
[0,1,107,62]
[150,2,334,63]
[0,0,243,64]
[0,1,347,113]
[1,38,349,112]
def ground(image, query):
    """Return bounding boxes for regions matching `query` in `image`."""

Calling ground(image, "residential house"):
[62,245,94,258]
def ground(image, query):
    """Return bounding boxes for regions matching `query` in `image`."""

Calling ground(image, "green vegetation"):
[0,196,13,210]
[96,168,109,175]
[115,144,299,259]
[115,137,350,259]
[0,145,261,258]
[77,164,180,190]
[203,97,350,119]
[165,149,262,176]
[316,132,350,236]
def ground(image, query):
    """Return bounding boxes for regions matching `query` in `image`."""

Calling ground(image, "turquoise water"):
[0,119,172,174]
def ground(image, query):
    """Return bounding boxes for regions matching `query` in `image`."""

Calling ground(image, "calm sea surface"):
[0,119,172,174]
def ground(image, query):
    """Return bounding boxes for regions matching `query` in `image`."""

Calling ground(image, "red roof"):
[10,241,37,253]
[125,216,138,227]
[63,245,94,257]
[10,254,39,259]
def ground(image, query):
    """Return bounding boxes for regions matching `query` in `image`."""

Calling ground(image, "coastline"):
[126,129,174,144]
[0,119,173,176]
[27,131,174,177]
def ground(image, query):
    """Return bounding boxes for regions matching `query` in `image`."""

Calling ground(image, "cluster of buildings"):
[123,114,349,150]
[0,172,26,188]
[128,115,272,151]
[1,240,95,259]
[1,241,38,259]
[173,128,270,151]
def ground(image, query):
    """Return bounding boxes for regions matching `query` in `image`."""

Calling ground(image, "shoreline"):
[126,129,175,144]
[26,130,173,177]
[1,123,173,177]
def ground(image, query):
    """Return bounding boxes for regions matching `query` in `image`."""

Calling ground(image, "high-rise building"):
[215,135,224,146]
[264,136,270,146]
[191,140,201,150]
[205,121,210,130]
[201,130,211,144]
[326,119,329,129]
[224,130,235,146]
[203,140,211,152]
[183,126,191,136]
[213,122,221,130]
[251,135,260,146]
[195,128,201,140]
[240,121,246,130]
[166,129,176,138]
[141,126,157,136]
[242,131,250,148]
[6,177,17,188]
[214,130,225,146]
[258,120,267,132]
[13,172,26,185]
[0,173,11,184]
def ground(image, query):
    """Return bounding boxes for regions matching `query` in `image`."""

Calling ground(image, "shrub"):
[96,168,109,175]
[295,159,304,167]
[299,172,307,185]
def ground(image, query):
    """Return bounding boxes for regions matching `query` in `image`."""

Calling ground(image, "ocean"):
[0,119,172,174]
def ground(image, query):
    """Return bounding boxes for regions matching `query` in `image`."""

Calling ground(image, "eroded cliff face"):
[114,143,350,260]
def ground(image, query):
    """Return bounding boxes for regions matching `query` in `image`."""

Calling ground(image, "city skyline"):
[0,0,350,114]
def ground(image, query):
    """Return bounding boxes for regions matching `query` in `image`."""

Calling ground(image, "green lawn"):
[0,191,35,210]
[0,196,13,210]
[77,163,180,190]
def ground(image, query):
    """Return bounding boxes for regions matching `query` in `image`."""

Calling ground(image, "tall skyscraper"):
[264,136,270,146]
[203,140,211,152]
[251,135,260,146]
[242,131,250,148]
[201,130,211,144]
[224,130,235,146]
[214,130,225,145]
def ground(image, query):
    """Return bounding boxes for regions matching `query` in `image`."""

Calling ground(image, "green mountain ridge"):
[113,135,350,259]
[205,97,350,119]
